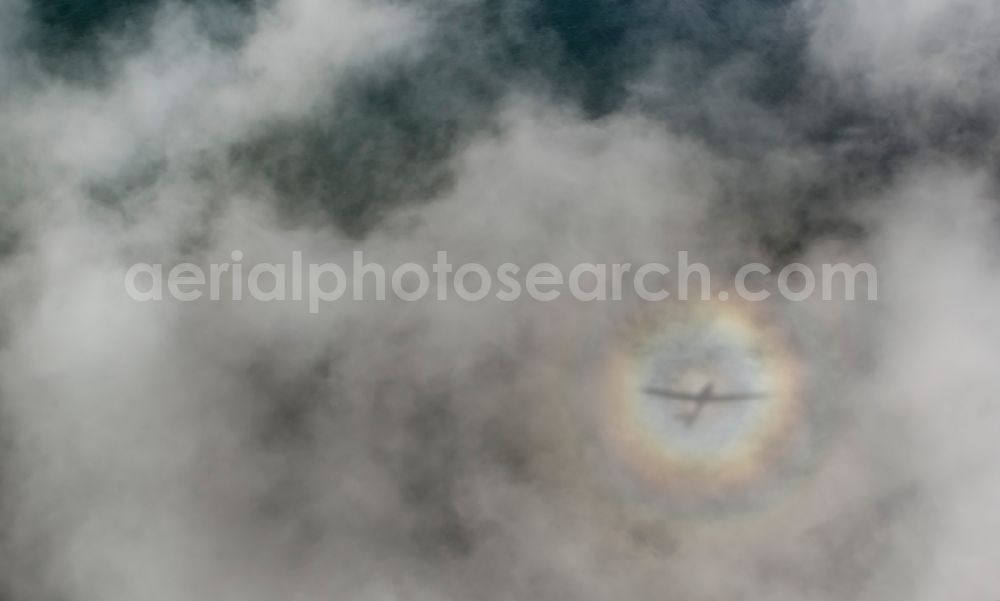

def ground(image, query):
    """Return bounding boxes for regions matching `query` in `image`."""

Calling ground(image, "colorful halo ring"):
[599,298,814,516]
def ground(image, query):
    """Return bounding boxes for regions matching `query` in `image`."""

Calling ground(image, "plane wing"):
[642,387,765,402]
[641,387,704,401]
[696,393,765,402]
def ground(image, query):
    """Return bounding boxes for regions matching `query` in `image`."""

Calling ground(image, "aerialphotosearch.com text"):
[124,250,878,313]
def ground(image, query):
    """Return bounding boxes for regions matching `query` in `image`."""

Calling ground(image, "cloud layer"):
[1,1,998,599]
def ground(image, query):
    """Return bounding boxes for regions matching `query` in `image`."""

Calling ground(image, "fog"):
[0,1,998,599]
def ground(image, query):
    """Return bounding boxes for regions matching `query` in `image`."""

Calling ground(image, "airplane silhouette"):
[642,383,763,428]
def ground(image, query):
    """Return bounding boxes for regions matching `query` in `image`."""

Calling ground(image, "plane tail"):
[677,412,698,428]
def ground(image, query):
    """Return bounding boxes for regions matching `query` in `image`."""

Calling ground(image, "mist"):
[0,0,998,599]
